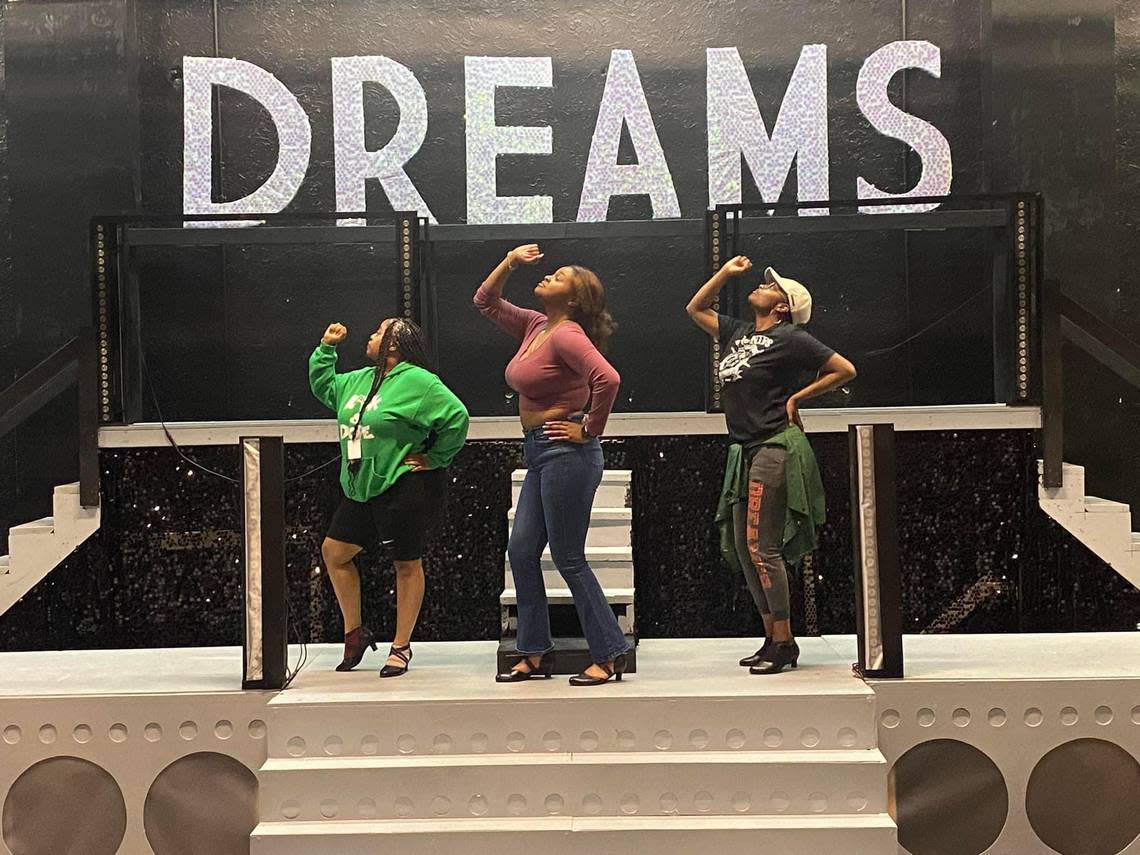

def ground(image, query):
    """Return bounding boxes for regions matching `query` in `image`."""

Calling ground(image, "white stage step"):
[512,469,631,509]
[502,544,634,591]
[1,484,101,618]
[1038,461,1139,589]
[501,587,635,606]
[251,815,897,854]
[258,750,888,823]
[509,506,632,548]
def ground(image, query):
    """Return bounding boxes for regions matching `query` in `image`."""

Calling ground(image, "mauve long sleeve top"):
[474,284,620,436]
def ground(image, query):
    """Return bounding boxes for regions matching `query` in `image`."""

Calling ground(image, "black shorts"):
[326,470,448,561]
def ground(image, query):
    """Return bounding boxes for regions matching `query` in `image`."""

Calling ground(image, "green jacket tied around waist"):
[715,425,827,573]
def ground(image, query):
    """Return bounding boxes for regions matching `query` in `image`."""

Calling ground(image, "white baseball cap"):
[764,266,813,326]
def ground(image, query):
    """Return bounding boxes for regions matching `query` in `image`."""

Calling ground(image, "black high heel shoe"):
[379,643,412,678]
[336,626,378,672]
[750,640,800,675]
[739,637,773,667]
[496,655,553,683]
[569,653,628,686]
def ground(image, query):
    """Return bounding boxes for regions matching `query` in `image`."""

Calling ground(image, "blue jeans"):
[507,427,631,664]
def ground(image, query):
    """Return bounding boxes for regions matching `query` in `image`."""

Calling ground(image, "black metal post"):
[1041,276,1063,489]
[241,435,288,690]
[849,424,904,679]
[705,208,725,413]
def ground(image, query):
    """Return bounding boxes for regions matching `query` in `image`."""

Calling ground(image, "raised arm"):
[473,244,547,340]
[308,322,348,411]
[686,255,753,336]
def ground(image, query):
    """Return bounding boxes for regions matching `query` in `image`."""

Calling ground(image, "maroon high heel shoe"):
[336,626,377,672]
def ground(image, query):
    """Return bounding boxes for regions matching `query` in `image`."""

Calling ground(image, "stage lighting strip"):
[1016,199,1029,400]
[710,210,723,409]
[242,438,265,683]
[95,223,112,423]
[856,425,884,672]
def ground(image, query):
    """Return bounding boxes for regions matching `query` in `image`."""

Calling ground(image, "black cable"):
[857,283,992,359]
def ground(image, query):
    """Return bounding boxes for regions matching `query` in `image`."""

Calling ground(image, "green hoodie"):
[309,343,470,502]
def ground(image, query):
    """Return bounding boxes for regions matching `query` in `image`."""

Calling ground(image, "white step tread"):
[1084,496,1131,513]
[0,555,9,573]
[501,587,635,604]
[1132,532,1140,551]
[54,482,80,494]
[262,749,885,773]
[9,516,54,535]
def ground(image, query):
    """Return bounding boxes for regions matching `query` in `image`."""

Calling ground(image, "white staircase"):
[501,469,635,635]
[0,483,101,616]
[1038,461,1140,588]
[250,638,896,853]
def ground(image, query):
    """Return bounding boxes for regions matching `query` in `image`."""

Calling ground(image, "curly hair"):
[566,265,617,353]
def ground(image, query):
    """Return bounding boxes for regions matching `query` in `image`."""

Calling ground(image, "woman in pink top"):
[475,243,629,686]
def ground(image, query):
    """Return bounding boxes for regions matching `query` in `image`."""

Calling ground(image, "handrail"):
[1040,289,1140,490]
[0,328,99,507]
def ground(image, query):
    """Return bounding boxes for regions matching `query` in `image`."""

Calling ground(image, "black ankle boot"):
[739,637,773,667]
[336,626,377,672]
[750,640,800,675]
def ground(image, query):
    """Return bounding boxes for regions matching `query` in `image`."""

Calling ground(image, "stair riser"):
[508,518,631,548]
[251,823,897,855]
[258,758,887,822]
[51,492,99,537]
[264,696,878,760]
[504,565,634,590]
[513,483,630,509]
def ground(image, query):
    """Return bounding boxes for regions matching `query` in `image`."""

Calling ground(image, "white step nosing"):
[10,516,55,534]
[261,749,886,773]
[509,507,631,522]
[501,587,635,604]
[253,814,897,836]
[513,469,631,481]
[1084,496,1131,513]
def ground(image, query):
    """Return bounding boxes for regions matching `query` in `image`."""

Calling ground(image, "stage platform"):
[1,635,1138,854]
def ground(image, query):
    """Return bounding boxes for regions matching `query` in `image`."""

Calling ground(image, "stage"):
[2,634,1138,854]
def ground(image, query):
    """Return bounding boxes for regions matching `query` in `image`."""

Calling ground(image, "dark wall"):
[2,1,1139,537]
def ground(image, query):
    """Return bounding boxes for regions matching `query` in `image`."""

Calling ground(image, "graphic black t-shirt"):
[717,314,836,441]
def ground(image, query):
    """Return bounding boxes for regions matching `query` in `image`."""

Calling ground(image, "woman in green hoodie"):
[310,318,469,678]
[687,256,856,675]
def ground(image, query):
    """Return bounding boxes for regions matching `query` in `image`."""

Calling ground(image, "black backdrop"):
[1,0,1138,566]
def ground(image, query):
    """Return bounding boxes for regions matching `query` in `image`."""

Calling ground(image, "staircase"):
[501,469,636,641]
[1038,461,1140,588]
[250,639,896,854]
[1,483,101,616]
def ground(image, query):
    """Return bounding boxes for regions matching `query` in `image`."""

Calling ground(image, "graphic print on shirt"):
[718,332,774,384]
[340,393,382,440]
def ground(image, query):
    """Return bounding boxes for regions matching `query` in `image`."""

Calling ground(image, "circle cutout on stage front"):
[889,738,1007,855]
[1026,738,1140,855]
[144,752,258,855]
[2,756,126,855]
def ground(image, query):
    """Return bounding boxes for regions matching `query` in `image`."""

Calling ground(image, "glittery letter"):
[464,57,553,225]
[183,57,311,226]
[576,50,680,222]
[332,56,436,225]
[707,46,829,216]
[857,41,952,213]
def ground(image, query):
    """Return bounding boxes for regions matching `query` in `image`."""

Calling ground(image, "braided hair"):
[371,317,434,377]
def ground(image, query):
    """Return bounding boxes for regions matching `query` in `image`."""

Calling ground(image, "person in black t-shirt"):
[687,255,856,674]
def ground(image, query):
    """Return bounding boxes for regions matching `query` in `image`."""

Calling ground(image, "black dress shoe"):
[739,637,773,667]
[569,653,627,686]
[750,640,800,675]
[496,655,553,683]
[379,643,412,678]
[336,626,378,672]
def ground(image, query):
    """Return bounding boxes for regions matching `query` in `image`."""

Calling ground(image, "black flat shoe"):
[379,643,412,678]
[336,626,378,672]
[750,640,800,675]
[569,653,627,686]
[496,655,552,683]
[739,637,773,667]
